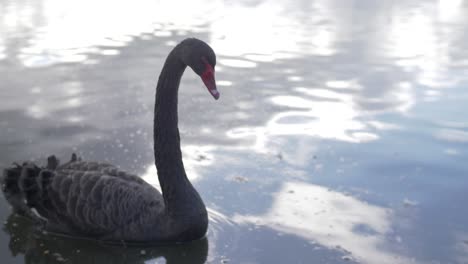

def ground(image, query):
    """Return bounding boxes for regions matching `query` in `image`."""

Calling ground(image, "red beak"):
[201,61,220,100]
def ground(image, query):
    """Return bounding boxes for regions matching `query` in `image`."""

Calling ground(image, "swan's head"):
[179,38,219,100]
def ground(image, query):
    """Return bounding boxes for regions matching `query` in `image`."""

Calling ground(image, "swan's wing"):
[58,161,147,185]
[36,168,163,236]
[2,158,162,237]
[51,154,147,185]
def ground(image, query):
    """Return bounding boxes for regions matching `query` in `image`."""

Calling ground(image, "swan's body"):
[0,38,219,243]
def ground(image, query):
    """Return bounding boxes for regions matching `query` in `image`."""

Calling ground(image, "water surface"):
[1,0,468,263]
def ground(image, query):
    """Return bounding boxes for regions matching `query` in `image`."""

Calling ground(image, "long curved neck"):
[153,48,204,214]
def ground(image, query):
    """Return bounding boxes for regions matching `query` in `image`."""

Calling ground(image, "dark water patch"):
[2,214,208,264]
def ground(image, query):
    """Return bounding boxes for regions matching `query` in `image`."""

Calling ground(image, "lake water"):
[1,0,468,263]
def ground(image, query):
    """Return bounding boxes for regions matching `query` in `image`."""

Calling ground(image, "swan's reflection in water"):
[3,214,208,264]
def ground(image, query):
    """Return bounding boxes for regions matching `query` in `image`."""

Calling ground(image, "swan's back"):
[1,155,164,240]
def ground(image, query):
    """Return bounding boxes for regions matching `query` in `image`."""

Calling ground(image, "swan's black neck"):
[153,46,206,218]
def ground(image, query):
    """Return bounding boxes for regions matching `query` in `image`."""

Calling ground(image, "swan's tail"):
[2,162,40,215]
[1,156,63,220]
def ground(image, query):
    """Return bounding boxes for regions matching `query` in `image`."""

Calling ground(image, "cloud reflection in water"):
[234,181,413,264]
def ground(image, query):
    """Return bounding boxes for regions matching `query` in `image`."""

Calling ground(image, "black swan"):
[0,38,219,243]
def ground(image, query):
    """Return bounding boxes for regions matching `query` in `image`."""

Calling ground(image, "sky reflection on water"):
[234,181,407,264]
[1,0,468,263]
